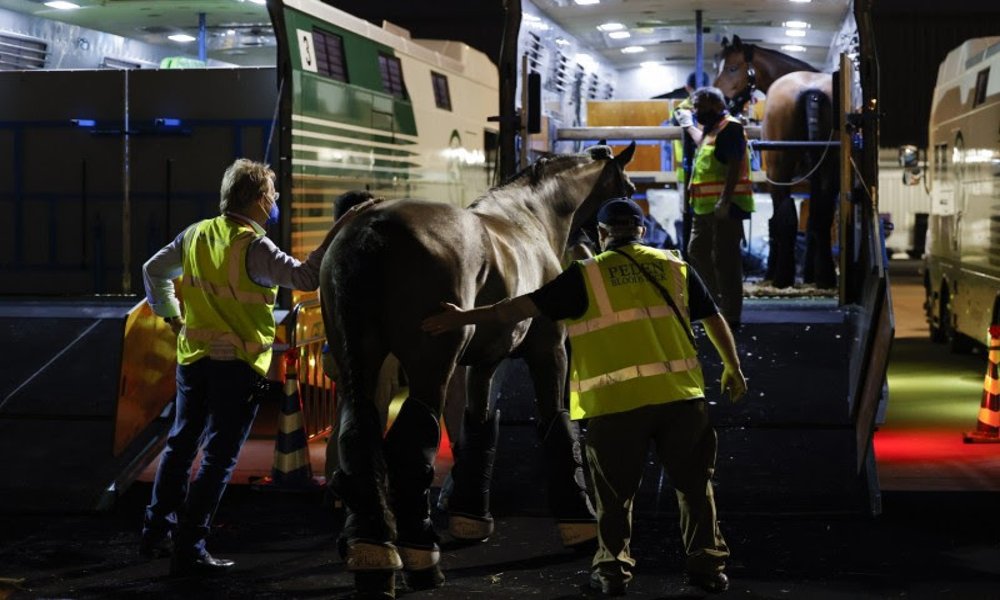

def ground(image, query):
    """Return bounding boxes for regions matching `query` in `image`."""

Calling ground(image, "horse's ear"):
[614,141,636,167]
[732,34,743,48]
[721,36,730,48]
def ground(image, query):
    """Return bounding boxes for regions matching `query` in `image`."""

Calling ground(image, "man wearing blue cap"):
[423,197,746,596]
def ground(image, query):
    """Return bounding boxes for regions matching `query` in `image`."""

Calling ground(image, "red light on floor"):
[875,429,1000,463]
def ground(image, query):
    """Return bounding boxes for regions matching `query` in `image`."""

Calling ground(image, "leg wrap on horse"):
[383,399,445,591]
[539,410,598,548]
[770,195,798,288]
[383,399,440,550]
[332,412,395,549]
[447,408,500,542]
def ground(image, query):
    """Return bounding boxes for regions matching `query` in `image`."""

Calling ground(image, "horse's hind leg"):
[446,361,501,543]
[523,323,597,548]
[383,339,463,590]
[332,346,402,597]
[804,166,838,289]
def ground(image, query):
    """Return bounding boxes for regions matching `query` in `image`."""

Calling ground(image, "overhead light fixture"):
[575,53,597,70]
[786,29,806,37]
[555,37,571,46]
[788,0,811,3]
[621,46,645,54]
[783,20,810,29]
[524,13,541,21]
[247,0,267,4]
[608,31,631,40]
[640,61,663,68]
[574,0,600,5]
[597,22,625,32]
[44,1,80,9]
[168,34,197,43]
[781,44,806,52]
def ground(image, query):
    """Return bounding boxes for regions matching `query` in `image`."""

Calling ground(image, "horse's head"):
[715,35,756,114]
[567,142,636,239]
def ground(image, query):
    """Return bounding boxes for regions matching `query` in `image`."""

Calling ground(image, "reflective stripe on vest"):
[176,216,278,375]
[689,116,754,215]
[566,245,705,420]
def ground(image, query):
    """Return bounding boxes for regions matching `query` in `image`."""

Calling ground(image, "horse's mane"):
[497,161,541,188]
[721,40,819,73]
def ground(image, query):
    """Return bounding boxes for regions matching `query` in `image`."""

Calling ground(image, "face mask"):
[265,198,279,227]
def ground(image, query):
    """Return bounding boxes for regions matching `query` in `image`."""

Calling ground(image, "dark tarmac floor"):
[3,260,1000,599]
[2,472,999,599]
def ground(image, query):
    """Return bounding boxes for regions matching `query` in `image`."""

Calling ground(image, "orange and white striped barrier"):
[963,325,1000,444]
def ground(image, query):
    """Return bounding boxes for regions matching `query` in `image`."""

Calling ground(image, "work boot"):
[589,563,633,596]
[686,570,730,594]
[539,411,597,548]
[447,408,500,542]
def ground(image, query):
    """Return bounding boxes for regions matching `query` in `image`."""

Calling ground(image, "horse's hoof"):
[448,513,494,542]
[345,541,403,571]
[353,569,396,599]
[558,521,598,549]
[404,565,446,590]
[398,544,440,571]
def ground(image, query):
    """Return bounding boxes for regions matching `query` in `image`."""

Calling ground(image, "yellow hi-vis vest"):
[566,244,705,420]
[176,215,278,375]
[689,116,754,216]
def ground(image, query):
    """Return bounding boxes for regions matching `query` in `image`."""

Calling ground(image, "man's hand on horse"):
[421,302,467,335]
[338,197,382,224]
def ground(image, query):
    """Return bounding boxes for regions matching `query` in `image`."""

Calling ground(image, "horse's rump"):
[763,72,834,178]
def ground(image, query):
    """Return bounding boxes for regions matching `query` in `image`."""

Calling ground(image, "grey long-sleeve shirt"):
[143,212,329,319]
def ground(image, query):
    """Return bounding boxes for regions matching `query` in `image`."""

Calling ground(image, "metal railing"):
[284,298,335,440]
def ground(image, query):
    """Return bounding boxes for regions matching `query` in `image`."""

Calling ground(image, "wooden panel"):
[587,100,674,127]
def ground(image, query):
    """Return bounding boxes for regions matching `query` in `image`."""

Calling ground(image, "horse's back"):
[322,199,488,353]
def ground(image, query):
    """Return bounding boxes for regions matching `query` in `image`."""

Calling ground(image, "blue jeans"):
[143,358,261,557]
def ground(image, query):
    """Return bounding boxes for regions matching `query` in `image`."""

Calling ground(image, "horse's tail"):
[321,216,389,407]
[797,87,833,172]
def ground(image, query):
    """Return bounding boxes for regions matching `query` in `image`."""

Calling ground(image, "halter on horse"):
[321,143,635,597]
[714,35,837,289]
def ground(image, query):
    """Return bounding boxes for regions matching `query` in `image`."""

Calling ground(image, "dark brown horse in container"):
[715,35,838,289]
[320,144,635,598]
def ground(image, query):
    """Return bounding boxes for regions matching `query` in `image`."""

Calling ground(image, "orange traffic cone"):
[963,325,1000,444]
[254,350,324,488]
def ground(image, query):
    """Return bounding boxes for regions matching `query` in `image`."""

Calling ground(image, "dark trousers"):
[688,214,745,326]
[143,358,261,557]
[585,399,729,576]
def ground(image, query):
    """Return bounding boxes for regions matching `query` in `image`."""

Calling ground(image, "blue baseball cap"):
[597,198,644,227]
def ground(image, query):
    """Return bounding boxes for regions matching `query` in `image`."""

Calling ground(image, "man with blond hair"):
[140,158,374,576]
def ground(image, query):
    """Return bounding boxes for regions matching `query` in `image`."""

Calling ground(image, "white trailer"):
[913,37,1000,351]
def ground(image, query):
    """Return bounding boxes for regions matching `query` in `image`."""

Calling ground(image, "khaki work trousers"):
[688,213,745,326]
[585,399,729,576]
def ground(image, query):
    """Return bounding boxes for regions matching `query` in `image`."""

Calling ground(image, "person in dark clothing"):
[675,87,755,328]
[422,198,746,596]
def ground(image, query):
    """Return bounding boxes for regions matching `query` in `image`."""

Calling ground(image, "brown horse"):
[714,35,838,289]
[320,143,635,596]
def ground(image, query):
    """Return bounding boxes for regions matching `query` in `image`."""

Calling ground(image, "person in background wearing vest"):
[422,198,747,596]
[140,158,375,576]
[675,87,755,329]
